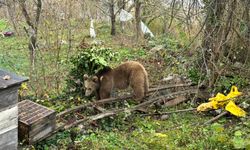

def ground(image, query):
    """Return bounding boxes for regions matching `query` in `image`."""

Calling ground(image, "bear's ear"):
[92,76,99,82]
[100,76,103,81]
[83,74,89,80]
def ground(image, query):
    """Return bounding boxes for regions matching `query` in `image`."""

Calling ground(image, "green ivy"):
[65,47,118,98]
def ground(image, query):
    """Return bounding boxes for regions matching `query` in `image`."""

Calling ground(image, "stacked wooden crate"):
[0,69,28,150]
[18,100,56,144]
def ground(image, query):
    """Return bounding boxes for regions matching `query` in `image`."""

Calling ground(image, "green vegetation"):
[66,46,118,97]
[0,19,8,30]
[216,75,249,93]
[0,38,29,75]
[0,17,249,150]
[35,107,250,149]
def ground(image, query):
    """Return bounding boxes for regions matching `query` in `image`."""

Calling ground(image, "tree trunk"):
[118,0,125,32]
[244,0,250,64]
[109,0,116,36]
[5,0,18,34]
[29,33,37,69]
[202,1,226,87]
[18,0,42,70]
[135,0,142,41]
[162,13,168,34]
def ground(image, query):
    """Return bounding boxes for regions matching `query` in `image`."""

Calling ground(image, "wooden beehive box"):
[0,69,28,150]
[18,100,56,144]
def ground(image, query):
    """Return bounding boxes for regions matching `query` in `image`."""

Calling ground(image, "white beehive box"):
[0,69,28,150]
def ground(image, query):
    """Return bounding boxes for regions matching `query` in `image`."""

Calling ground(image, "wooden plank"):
[0,128,17,150]
[58,84,195,118]
[27,110,55,127]
[0,86,18,110]
[0,105,18,134]
[0,142,17,150]
[29,112,56,131]
[31,126,54,143]
[29,121,55,139]
[18,122,29,144]
[29,113,56,137]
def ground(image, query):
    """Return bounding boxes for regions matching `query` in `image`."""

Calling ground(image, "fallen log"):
[64,89,196,129]
[163,96,187,107]
[148,83,194,92]
[141,108,197,116]
[57,95,133,118]
[57,84,195,118]
[64,97,175,129]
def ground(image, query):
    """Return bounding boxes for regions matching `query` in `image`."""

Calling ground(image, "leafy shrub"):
[188,67,205,85]
[216,75,249,93]
[65,47,118,97]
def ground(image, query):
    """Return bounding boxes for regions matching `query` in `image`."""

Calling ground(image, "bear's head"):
[83,74,99,96]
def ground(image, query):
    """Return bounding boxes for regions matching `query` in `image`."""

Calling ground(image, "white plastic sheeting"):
[119,9,133,22]
[90,18,96,38]
[140,21,154,37]
[128,0,134,8]
[119,9,154,37]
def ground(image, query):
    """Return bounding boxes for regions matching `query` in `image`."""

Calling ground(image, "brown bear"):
[83,61,149,101]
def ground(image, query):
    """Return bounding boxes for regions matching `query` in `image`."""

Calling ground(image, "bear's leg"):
[99,90,111,99]
[129,71,145,101]
[133,86,145,101]
[99,78,113,99]
[131,83,148,113]
[130,80,145,102]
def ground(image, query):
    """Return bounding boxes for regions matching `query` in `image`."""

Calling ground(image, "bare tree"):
[135,0,142,40]
[200,0,250,87]
[96,0,128,35]
[18,0,42,70]
[202,0,226,87]
[0,0,5,7]
[4,0,18,34]
[109,0,116,35]
[118,0,126,32]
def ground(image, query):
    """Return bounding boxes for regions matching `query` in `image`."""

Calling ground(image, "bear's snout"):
[85,89,92,96]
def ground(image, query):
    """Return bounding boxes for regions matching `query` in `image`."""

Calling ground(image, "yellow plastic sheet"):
[197,102,213,111]
[226,86,242,99]
[225,101,246,117]
[197,86,246,117]
[209,93,227,109]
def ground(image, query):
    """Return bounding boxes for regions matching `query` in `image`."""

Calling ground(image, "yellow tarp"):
[225,101,246,117]
[197,86,246,117]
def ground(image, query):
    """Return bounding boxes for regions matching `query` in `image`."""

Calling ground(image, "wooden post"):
[0,69,28,150]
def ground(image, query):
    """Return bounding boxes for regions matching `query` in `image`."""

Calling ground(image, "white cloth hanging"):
[90,18,96,38]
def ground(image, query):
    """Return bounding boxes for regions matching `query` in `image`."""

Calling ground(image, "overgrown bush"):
[148,35,181,51]
[188,67,205,85]
[65,47,118,97]
[216,75,249,93]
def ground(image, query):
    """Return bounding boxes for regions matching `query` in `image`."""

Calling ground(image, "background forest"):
[0,0,250,149]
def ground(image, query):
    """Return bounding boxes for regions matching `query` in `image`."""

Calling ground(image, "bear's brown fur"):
[84,61,149,101]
